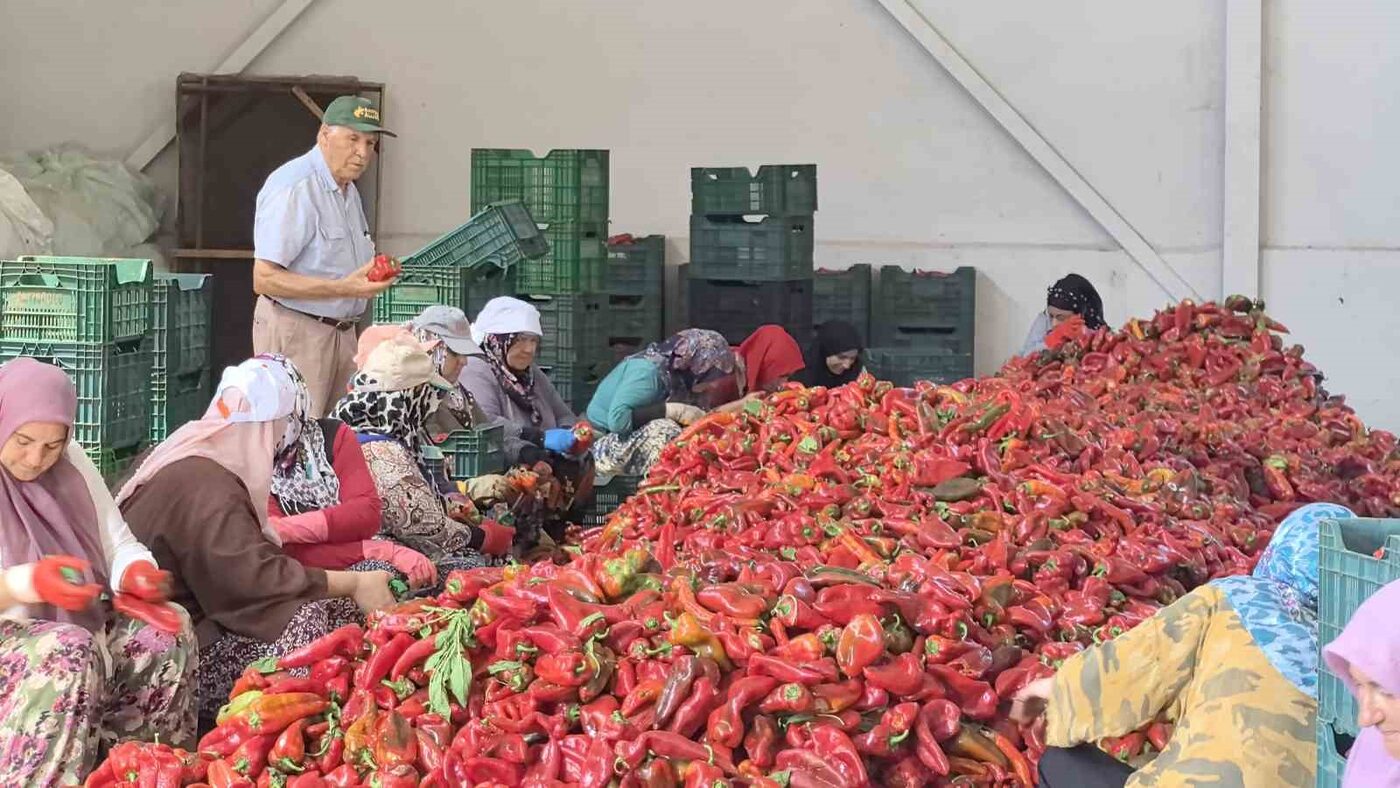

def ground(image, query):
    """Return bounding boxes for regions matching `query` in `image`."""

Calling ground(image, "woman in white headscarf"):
[118,356,395,721]
[460,297,595,547]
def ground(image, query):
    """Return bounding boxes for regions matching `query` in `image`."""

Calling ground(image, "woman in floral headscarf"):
[334,336,515,578]
[586,328,736,478]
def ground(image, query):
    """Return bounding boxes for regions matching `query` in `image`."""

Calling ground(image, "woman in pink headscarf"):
[1324,578,1400,786]
[0,358,195,784]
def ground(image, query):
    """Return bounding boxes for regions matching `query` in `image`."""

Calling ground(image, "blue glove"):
[543,428,576,454]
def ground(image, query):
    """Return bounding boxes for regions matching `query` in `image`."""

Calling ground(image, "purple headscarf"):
[0,358,108,630]
[1324,578,1400,786]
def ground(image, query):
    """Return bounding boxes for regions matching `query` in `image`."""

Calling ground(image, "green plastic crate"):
[150,370,210,443]
[606,235,666,297]
[814,265,871,340]
[691,164,817,217]
[0,256,152,344]
[0,339,151,452]
[540,362,604,412]
[513,222,607,295]
[471,149,609,225]
[689,215,814,281]
[1317,718,1348,788]
[600,294,663,348]
[374,266,513,324]
[872,266,975,347]
[864,347,973,387]
[152,273,212,377]
[1318,517,1400,735]
[584,474,643,527]
[439,424,506,479]
[93,443,148,485]
[524,293,608,370]
[404,201,548,271]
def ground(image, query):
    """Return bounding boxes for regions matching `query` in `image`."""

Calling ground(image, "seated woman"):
[797,320,864,388]
[1021,273,1107,355]
[461,298,594,539]
[586,329,735,479]
[0,358,195,784]
[1013,502,1350,788]
[117,356,395,722]
[1324,577,1400,785]
[334,336,515,576]
[263,354,434,590]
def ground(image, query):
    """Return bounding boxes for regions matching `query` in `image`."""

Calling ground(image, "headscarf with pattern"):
[412,325,477,430]
[264,354,341,516]
[1211,502,1354,698]
[629,329,736,401]
[1046,274,1106,329]
[333,372,445,481]
[480,332,540,426]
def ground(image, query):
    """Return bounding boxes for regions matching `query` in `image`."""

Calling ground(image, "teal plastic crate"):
[814,265,871,340]
[374,266,513,325]
[471,149,609,225]
[691,164,817,217]
[404,201,548,271]
[93,443,148,486]
[864,347,973,387]
[1317,718,1349,788]
[606,235,666,298]
[0,256,152,344]
[439,424,505,479]
[0,339,151,452]
[872,266,975,347]
[584,474,643,527]
[1318,517,1400,735]
[152,273,212,377]
[689,215,814,282]
[513,222,607,295]
[150,370,210,443]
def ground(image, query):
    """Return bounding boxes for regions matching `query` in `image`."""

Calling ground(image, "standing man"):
[252,95,397,416]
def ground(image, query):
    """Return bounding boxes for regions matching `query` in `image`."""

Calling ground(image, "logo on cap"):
[352,105,381,122]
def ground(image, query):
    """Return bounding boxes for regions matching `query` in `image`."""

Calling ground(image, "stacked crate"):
[687,165,816,344]
[864,266,975,386]
[470,150,612,410]
[602,235,666,362]
[1315,516,1400,787]
[0,256,156,478]
[150,273,214,442]
[813,264,872,341]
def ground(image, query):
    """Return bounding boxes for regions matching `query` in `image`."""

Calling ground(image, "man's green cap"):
[322,95,396,137]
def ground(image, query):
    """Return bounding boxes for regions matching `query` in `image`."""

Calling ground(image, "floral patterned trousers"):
[0,611,197,786]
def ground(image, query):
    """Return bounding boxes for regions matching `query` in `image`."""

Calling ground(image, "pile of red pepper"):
[87,298,1399,787]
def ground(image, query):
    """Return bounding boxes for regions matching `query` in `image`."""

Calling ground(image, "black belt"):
[270,299,357,331]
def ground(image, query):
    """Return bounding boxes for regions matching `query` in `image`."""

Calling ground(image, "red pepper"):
[616,731,736,773]
[863,652,924,696]
[268,719,307,773]
[835,613,885,678]
[207,759,254,788]
[357,632,414,691]
[706,675,778,747]
[747,654,839,685]
[811,678,864,714]
[279,625,364,669]
[321,764,360,788]
[758,681,815,715]
[367,253,401,282]
[696,583,770,619]
[1105,730,1146,762]
[227,693,329,737]
[666,675,719,738]
[229,734,275,777]
[744,714,781,770]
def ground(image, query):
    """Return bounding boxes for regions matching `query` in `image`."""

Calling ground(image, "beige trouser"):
[252,296,359,417]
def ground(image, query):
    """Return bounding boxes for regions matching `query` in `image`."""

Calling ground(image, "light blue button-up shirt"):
[253,147,375,320]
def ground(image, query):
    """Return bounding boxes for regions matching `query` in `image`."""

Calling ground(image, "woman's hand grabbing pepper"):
[28,555,102,611]
[119,560,172,602]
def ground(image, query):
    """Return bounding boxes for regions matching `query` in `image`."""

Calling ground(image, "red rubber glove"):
[478,520,515,556]
[119,560,171,603]
[1045,314,1087,350]
[31,556,102,612]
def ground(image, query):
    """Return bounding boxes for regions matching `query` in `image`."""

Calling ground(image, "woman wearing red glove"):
[0,358,196,785]
[1020,273,1107,355]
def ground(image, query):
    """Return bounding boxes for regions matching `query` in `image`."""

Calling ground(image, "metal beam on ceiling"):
[124,0,318,172]
[872,0,1202,302]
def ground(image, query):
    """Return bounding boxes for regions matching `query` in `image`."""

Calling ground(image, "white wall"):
[2,0,1398,427]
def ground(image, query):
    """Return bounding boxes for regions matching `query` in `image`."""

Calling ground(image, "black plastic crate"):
[539,362,605,412]
[686,277,812,346]
[583,474,643,527]
[524,294,608,370]
[813,265,871,340]
[689,215,814,281]
[150,369,210,443]
[871,266,975,345]
[599,294,663,349]
[865,347,973,387]
[606,235,665,298]
[691,164,817,217]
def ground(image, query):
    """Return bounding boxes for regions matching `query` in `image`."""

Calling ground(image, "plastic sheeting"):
[0,145,165,266]
[0,167,54,260]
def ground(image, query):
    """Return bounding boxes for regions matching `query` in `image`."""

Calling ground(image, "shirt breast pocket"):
[318,221,348,241]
